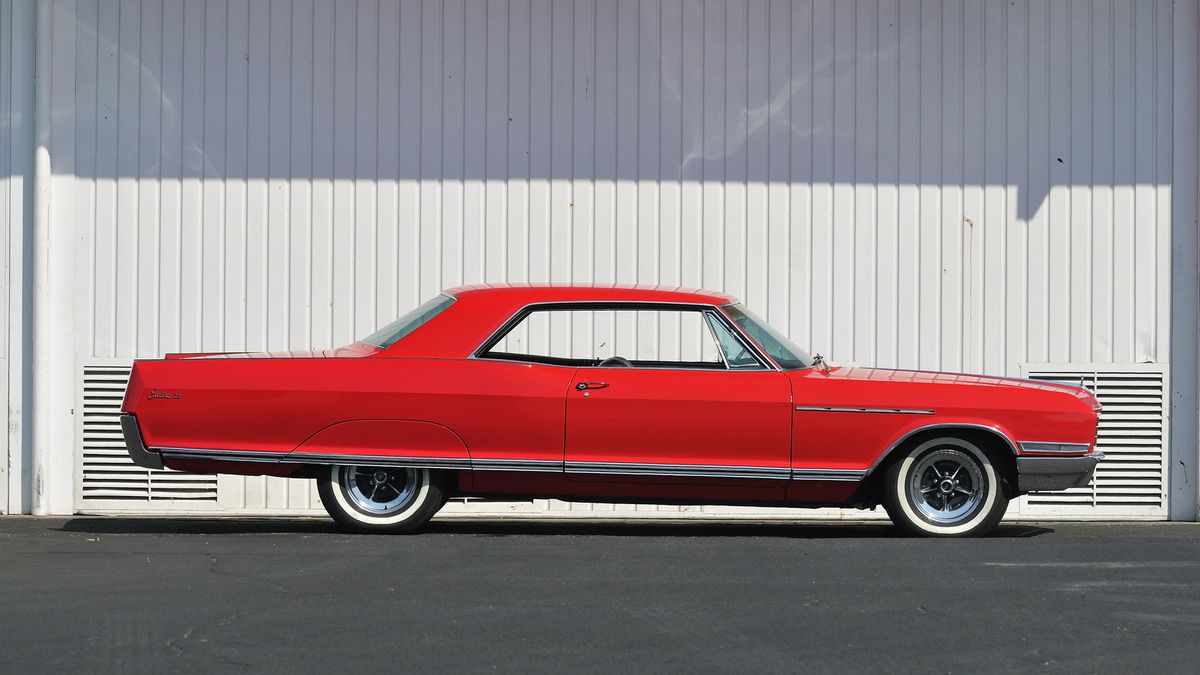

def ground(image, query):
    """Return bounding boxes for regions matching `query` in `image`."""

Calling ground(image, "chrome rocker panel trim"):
[790,468,868,482]
[564,461,791,481]
[157,446,476,470]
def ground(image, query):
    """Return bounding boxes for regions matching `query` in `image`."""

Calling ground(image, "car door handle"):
[575,381,610,391]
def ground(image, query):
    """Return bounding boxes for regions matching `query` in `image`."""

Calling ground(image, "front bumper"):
[120,414,164,470]
[1016,453,1102,492]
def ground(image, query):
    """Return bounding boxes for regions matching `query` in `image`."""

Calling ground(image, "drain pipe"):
[30,0,53,516]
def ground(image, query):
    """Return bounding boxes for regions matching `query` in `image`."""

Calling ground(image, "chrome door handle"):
[575,381,610,391]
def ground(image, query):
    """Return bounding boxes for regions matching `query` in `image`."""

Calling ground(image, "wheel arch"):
[857,423,1020,504]
[289,418,471,460]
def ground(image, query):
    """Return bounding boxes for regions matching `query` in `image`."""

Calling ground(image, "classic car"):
[121,284,1102,537]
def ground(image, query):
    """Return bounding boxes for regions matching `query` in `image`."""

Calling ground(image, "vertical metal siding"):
[50,0,1179,369]
[1,0,35,513]
[34,1,1192,512]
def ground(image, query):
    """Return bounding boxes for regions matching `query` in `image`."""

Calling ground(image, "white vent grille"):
[78,365,219,506]
[1018,364,1168,519]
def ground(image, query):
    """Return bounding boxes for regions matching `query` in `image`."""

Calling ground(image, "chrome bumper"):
[1016,452,1102,492]
[120,414,164,470]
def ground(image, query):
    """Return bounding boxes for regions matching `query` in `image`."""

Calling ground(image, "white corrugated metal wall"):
[1,0,35,514]
[1,0,1196,517]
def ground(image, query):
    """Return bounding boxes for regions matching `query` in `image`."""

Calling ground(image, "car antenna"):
[812,353,830,374]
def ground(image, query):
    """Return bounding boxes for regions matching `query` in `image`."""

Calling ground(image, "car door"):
[563,307,793,488]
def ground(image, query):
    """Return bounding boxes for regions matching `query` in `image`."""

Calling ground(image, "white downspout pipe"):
[30,0,53,515]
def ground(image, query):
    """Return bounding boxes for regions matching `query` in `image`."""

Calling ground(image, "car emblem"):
[147,389,184,400]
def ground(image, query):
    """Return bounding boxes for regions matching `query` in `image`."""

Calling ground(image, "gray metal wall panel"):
[1,0,34,514]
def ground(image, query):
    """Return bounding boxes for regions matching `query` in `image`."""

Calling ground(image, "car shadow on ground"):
[53,517,1053,539]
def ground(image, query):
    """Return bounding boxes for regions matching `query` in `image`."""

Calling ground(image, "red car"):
[121,284,1102,537]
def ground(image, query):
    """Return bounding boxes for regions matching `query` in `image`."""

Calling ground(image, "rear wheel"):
[317,465,447,533]
[882,436,1008,537]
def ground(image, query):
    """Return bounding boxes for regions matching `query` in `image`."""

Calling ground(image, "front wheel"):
[317,465,447,533]
[882,437,1009,537]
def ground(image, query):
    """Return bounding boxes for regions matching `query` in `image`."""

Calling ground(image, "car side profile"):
[121,284,1102,537]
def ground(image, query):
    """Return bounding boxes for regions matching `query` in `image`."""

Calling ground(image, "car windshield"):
[360,294,456,349]
[721,304,814,370]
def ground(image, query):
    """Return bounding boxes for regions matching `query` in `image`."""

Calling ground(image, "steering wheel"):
[598,356,633,368]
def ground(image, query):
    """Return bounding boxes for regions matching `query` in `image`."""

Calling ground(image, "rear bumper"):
[120,414,164,470]
[1016,453,1102,492]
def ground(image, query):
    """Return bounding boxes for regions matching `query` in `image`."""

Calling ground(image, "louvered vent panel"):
[79,365,218,505]
[1019,364,1167,518]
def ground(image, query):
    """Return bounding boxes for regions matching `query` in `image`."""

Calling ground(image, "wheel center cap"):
[372,470,389,485]
[939,479,955,494]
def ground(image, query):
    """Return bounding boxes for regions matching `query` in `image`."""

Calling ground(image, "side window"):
[483,308,744,369]
[705,313,760,368]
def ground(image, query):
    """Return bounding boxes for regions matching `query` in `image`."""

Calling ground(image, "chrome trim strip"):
[794,405,935,415]
[565,461,792,481]
[155,447,868,483]
[790,468,868,482]
[1017,441,1093,455]
[156,447,283,463]
[471,458,563,473]
[156,447,474,470]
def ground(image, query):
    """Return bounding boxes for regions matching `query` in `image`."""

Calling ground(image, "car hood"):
[815,365,1099,407]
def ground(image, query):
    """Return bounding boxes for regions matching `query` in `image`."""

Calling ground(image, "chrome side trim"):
[794,405,935,415]
[1017,441,1093,455]
[156,447,283,463]
[790,468,868,482]
[471,458,563,473]
[565,461,792,481]
[156,447,474,470]
[153,447,869,483]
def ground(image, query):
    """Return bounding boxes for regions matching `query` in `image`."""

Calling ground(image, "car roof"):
[442,283,738,306]
[385,284,740,358]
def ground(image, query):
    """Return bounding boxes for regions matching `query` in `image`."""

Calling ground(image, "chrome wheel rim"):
[908,449,985,524]
[340,466,419,516]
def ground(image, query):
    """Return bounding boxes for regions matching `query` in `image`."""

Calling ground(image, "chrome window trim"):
[794,405,935,415]
[717,303,783,370]
[469,301,777,371]
[702,312,731,370]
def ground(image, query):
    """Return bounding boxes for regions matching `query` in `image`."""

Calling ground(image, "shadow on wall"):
[38,0,1179,221]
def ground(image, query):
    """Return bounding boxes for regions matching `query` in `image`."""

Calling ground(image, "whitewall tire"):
[317,465,447,533]
[882,437,1009,537]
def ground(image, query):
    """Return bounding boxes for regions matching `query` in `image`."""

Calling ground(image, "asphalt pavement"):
[0,516,1197,673]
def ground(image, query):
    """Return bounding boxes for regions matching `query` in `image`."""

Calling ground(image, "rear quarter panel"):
[123,358,575,464]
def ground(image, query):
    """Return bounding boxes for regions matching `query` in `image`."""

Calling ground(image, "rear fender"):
[289,419,471,463]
